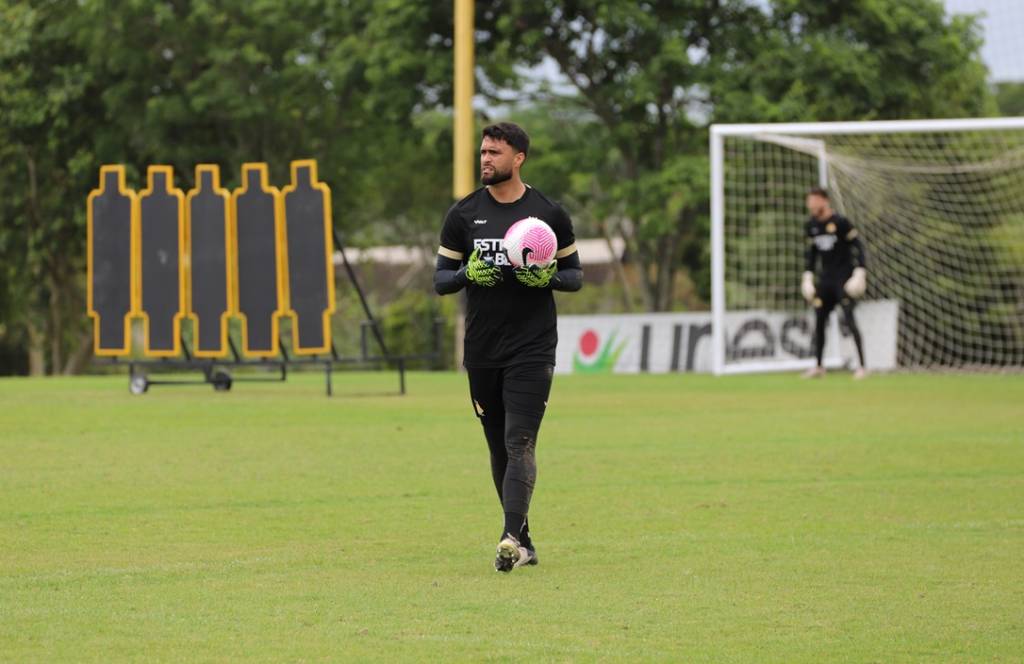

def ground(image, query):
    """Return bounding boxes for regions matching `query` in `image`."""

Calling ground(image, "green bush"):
[380,289,457,370]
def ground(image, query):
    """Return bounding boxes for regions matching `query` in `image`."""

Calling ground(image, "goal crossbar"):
[711,116,1024,138]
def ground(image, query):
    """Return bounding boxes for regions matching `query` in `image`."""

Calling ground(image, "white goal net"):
[710,118,1024,374]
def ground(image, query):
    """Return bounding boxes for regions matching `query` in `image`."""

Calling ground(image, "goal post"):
[710,117,1024,375]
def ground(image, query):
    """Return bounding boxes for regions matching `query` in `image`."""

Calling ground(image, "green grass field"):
[1,371,1022,662]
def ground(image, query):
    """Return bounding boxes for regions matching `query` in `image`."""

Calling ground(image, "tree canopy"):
[0,0,997,373]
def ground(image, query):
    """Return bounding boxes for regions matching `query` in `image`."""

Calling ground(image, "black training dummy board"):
[138,166,186,357]
[231,163,286,357]
[87,165,137,356]
[187,165,232,357]
[282,159,336,354]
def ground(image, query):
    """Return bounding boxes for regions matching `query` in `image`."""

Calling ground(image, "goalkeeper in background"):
[800,187,868,379]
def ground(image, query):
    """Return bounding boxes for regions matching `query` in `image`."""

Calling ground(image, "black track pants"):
[467,363,553,518]
[813,279,865,368]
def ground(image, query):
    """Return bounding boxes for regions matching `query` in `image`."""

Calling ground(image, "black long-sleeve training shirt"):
[804,214,866,281]
[434,185,582,368]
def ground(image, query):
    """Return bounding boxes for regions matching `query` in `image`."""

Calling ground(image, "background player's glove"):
[464,248,502,287]
[514,262,557,288]
[801,271,816,303]
[844,266,867,298]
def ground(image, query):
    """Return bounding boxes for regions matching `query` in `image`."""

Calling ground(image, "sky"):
[945,0,1023,81]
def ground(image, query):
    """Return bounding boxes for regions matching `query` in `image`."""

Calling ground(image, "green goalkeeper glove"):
[514,262,557,288]
[464,248,502,287]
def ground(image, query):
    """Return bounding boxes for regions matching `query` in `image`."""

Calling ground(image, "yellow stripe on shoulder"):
[555,243,578,259]
[438,245,464,260]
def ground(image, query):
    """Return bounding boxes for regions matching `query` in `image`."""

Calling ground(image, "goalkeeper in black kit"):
[434,122,583,572]
[801,187,868,379]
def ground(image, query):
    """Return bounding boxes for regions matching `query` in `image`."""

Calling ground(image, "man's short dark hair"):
[482,122,530,157]
[808,186,830,199]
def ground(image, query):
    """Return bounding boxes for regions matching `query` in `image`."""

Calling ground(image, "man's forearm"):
[850,236,867,269]
[804,243,817,273]
[434,255,467,295]
[550,267,583,292]
[550,253,583,292]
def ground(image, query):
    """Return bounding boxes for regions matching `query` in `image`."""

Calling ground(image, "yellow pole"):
[453,0,475,199]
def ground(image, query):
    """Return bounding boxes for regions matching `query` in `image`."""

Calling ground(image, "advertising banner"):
[556,301,899,374]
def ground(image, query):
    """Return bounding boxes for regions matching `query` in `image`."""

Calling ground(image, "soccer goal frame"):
[709,116,1024,376]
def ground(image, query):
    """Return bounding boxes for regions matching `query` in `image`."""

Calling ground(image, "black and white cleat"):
[494,535,522,573]
[514,546,538,568]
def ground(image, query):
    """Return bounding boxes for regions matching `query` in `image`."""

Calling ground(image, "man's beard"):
[481,167,512,186]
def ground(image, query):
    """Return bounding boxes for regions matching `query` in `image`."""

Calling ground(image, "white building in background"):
[946,0,1024,82]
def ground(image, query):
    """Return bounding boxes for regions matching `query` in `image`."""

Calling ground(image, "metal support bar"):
[333,229,391,358]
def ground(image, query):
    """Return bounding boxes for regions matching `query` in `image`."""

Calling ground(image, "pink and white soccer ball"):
[503,217,557,268]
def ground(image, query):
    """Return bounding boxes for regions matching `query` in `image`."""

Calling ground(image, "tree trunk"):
[631,235,657,312]
[639,261,656,311]
[658,232,681,311]
[24,152,49,375]
[63,330,94,375]
[26,320,45,376]
[48,274,62,374]
[599,220,634,312]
